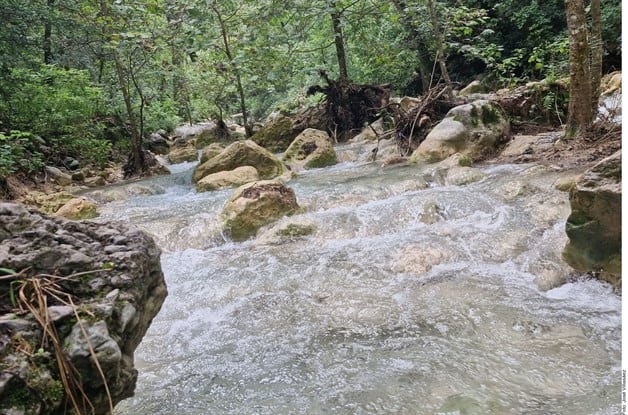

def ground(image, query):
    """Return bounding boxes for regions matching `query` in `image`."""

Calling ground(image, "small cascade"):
[93,152,621,415]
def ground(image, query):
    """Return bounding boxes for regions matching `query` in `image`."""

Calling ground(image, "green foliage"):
[0,131,45,176]
[3,65,102,137]
[144,99,182,133]
[445,5,502,68]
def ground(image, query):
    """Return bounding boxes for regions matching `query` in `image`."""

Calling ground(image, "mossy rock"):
[410,100,510,163]
[562,151,621,280]
[221,180,300,241]
[283,128,338,170]
[196,166,259,192]
[55,197,98,220]
[251,114,300,153]
[193,140,285,183]
[199,143,225,164]
[168,144,198,164]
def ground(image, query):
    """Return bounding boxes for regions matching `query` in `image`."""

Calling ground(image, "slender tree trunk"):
[330,2,349,83]
[165,1,192,125]
[211,4,252,136]
[427,0,451,87]
[589,0,602,116]
[389,0,431,92]
[43,0,55,64]
[114,54,144,176]
[101,0,144,176]
[564,0,592,134]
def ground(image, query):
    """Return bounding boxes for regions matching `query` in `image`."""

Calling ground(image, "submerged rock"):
[193,140,285,183]
[221,180,300,241]
[283,128,338,170]
[563,151,621,285]
[0,202,167,415]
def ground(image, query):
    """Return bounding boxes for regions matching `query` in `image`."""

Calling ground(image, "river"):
[90,147,620,415]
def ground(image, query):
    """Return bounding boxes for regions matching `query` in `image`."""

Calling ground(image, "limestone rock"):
[145,132,171,155]
[44,166,72,186]
[22,191,74,214]
[193,140,285,183]
[411,100,509,163]
[250,113,299,153]
[196,166,259,192]
[257,218,317,244]
[221,180,300,241]
[445,166,486,186]
[167,144,198,164]
[458,80,488,97]
[84,175,107,187]
[55,197,98,220]
[0,202,167,415]
[563,151,621,284]
[283,128,338,170]
[171,122,224,150]
[199,143,226,164]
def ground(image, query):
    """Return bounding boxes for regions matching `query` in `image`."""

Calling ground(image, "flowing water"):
[92,149,621,415]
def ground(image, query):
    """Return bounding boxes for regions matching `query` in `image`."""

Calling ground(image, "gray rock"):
[563,151,621,285]
[44,165,72,186]
[0,202,167,414]
[146,132,171,155]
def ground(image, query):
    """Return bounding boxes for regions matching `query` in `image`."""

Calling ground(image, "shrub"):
[0,131,45,176]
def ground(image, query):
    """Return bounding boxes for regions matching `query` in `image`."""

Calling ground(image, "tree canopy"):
[0,0,621,177]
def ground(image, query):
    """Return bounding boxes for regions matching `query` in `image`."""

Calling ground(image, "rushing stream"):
[90,147,621,414]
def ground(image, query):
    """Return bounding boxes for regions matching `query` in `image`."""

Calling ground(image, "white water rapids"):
[90,149,620,415]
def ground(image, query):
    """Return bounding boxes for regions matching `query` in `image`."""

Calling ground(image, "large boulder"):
[167,144,198,164]
[283,128,338,170]
[0,202,167,415]
[410,100,510,163]
[250,113,300,153]
[199,143,225,164]
[563,151,621,285]
[193,140,285,183]
[196,166,259,192]
[221,180,300,241]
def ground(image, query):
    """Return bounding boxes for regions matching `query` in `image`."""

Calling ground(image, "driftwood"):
[306,70,391,141]
[364,84,456,157]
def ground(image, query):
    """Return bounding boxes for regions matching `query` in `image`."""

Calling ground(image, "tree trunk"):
[330,2,349,83]
[589,0,602,116]
[212,4,252,136]
[43,0,55,64]
[113,53,144,177]
[564,0,592,135]
[427,0,451,88]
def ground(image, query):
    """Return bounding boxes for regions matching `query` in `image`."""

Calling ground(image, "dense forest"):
[0,0,621,180]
